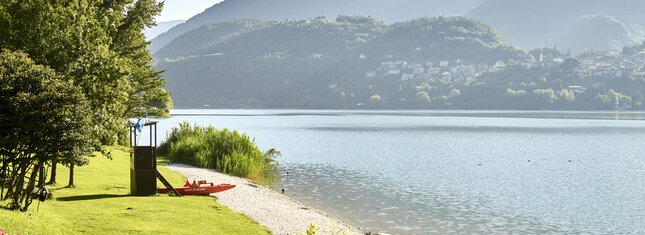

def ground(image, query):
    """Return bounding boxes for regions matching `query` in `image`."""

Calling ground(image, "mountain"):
[149,0,485,53]
[556,15,635,53]
[143,20,184,40]
[362,17,522,63]
[467,0,645,51]
[156,16,527,108]
[157,16,522,62]
[158,16,388,59]
[154,19,269,58]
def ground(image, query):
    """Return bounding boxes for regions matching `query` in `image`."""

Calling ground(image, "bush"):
[158,122,279,180]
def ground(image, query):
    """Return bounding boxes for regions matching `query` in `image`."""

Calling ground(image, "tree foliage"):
[0,0,171,144]
[416,91,431,103]
[0,0,172,209]
[0,50,94,211]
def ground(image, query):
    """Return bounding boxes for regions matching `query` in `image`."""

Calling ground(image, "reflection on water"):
[153,110,645,235]
[272,163,599,234]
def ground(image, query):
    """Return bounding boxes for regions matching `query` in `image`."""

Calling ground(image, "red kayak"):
[157,180,235,195]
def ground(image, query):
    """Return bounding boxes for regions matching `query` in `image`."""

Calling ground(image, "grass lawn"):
[0,146,271,234]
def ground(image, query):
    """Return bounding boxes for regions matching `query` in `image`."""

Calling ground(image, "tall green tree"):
[0,0,171,144]
[0,50,94,211]
[103,0,173,118]
[0,0,172,197]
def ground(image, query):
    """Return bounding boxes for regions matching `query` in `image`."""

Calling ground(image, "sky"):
[156,0,224,22]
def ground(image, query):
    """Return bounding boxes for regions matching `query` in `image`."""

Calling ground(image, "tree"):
[532,88,558,103]
[0,0,125,145]
[0,0,172,189]
[0,0,171,143]
[448,89,461,98]
[47,159,57,185]
[416,91,431,103]
[105,0,173,118]
[608,90,621,110]
[370,94,383,103]
[0,50,94,211]
[558,89,576,102]
[506,88,517,96]
[602,89,631,110]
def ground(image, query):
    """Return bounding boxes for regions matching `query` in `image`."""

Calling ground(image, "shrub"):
[158,122,279,180]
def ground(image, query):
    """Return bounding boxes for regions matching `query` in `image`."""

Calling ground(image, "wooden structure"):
[129,120,179,196]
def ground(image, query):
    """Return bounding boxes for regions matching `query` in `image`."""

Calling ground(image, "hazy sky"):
[156,0,224,22]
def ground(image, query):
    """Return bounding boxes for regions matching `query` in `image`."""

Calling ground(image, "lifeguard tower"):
[129,120,178,196]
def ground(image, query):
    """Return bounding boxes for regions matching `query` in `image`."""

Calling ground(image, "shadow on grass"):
[43,183,77,191]
[56,194,130,201]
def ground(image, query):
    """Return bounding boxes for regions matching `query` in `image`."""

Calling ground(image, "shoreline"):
[168,109,645,122]
[163,163,363,235]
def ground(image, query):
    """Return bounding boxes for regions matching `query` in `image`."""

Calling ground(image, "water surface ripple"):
[152,110,645,234]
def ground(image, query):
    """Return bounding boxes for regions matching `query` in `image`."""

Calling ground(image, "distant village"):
[353,50,645,86]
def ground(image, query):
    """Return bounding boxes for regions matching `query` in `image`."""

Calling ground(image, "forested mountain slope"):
[149,0,485,52]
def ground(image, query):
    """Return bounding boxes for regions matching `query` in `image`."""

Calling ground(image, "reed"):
[158,122,279,180]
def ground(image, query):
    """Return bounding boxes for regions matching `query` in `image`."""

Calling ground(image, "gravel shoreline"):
[163,163,363,235]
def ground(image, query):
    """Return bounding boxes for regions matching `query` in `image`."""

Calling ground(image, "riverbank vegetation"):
[158,122,280,180]
[0,147,270,234]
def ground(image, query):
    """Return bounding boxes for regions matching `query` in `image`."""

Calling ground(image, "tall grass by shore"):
[158,122,279,180]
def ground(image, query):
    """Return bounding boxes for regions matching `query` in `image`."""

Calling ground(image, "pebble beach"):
[164,163,363,235]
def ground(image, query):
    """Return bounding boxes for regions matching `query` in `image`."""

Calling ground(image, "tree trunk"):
[9,162,29,206]
[3,161,20,201]
[68,163,75,187]
[0,155,6,180]
[48,159,57,185]
[38,164,45,188]
[21,162,41,211]
[0,156,6,200]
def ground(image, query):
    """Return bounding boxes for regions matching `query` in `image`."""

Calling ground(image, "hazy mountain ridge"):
[362,17,522,62]
[556,15,635,53]
[467,0,645,51]
[158,16,387,59]
[149,0,485,53]
[154,19,269,58]
[156,16,528,108]
[144,20,184,40]
[156,16,522,62]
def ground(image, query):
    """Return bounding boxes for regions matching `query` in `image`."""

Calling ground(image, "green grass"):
[0,146,271,235]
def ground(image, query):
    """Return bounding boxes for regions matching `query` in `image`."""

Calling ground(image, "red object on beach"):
[157,180,235,195]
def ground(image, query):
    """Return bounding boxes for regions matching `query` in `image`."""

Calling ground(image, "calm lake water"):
[151,110,645,234]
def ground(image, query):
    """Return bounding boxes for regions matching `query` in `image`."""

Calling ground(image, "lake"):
[150,110,645,234]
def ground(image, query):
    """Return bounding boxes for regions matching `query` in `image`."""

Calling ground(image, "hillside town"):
[360,49,645,85]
